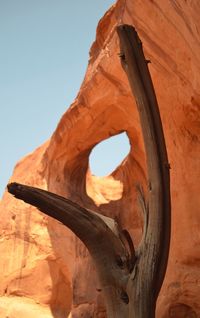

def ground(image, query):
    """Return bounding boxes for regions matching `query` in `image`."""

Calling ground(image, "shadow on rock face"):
[169,303,197,318]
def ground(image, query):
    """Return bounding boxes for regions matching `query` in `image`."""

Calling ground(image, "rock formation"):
[0,0,200,317]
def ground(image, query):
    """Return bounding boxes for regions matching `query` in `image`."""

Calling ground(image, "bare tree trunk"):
[7,25,171,318]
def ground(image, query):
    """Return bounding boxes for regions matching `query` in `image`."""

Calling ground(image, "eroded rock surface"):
[0,0,200,317]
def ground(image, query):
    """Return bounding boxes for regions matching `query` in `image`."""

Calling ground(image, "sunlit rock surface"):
[0,0,200,317]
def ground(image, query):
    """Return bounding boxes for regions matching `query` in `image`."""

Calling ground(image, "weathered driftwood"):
[7,24,171,318]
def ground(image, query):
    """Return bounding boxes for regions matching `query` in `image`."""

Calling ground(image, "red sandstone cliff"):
[0,1,200,317]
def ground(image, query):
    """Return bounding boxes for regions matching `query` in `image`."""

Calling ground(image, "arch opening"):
[89,132,130,177]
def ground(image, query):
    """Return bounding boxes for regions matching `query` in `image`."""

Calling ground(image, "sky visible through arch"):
[0,0,132,197]
[90,133,130,177]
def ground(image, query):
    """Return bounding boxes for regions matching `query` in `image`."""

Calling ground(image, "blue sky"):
[0,0,130,197]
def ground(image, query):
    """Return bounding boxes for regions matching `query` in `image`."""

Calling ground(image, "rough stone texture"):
[0,0,200,317]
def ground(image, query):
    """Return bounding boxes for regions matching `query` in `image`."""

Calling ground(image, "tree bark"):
[7,24,171,318]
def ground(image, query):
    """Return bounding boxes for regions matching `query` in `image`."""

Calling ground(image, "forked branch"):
[7,24,171,318]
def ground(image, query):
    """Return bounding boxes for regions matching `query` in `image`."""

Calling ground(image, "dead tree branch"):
[117,24,171,317]
[7,182,131,317]
[7,24,171,318]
